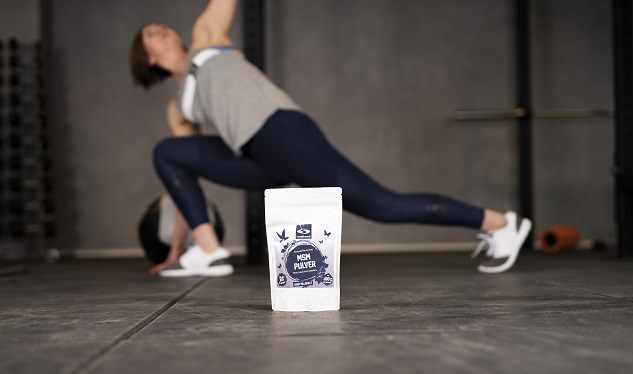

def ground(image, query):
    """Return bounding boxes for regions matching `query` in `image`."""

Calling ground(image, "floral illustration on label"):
[275,224,334,288]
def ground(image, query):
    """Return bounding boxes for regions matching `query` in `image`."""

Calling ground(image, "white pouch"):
[265,187,342,311]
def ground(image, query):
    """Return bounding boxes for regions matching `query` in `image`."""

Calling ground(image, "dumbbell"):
[8,39,41,54]
[10,73,42,87]
[8,134,49,149]
[8,177,53,192]
[9,113,46,128]
[9,155,51,171]
[7,199,55,215]
[8,221,55,238]
[8,55,40,70]
[8,93,43,107]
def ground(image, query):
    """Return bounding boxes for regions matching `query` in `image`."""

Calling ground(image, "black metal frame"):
[515,0,534,249]
[40,0,52,121]
[613,0,633,257]
[243,0,267,264]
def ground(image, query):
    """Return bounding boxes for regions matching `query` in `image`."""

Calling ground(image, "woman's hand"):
[148,250,182,275]
[150,203,190,275]
[191,0,238,49]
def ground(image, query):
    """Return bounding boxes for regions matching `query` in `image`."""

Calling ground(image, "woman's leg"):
[153,135,289,276]
[243,110,497,230]
[242,111,531,274]
[153,135,287,231]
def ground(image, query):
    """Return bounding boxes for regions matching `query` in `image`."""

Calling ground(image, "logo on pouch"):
[277,273,287,287]
[295,224,312,239]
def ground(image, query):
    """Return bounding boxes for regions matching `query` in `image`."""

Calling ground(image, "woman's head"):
[130,23,185,89]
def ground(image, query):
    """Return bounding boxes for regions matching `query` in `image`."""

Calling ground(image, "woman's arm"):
[169,209,189,256]
[165,101,199,252]
[191,0,239,49]
[149,207,189,274]
[148,102,200,274]
[167,100,200,136]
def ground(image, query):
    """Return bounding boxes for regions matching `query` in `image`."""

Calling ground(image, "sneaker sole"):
[478,218,532,274]
[160,264,234,278]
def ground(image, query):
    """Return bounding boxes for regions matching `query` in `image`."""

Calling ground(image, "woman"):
[130,0,531,277]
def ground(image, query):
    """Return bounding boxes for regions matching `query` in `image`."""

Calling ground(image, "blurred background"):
[0,0,614,259]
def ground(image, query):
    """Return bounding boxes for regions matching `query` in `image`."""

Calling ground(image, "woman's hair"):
[130,25,171,89]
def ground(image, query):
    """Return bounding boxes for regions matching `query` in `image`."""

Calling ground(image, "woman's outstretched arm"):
[192,0,239,49]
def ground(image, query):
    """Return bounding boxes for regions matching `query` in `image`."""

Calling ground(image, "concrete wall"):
[33,0,614,252]
[531,0,614,241]
[0,0,39,41]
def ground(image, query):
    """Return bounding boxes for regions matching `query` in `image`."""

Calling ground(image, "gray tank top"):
[175,48,302,153]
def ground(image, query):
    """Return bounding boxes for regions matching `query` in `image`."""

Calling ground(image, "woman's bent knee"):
[153,137,179,167]
[153,138,184,176]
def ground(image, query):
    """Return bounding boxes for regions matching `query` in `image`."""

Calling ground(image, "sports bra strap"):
[181,48,224,122]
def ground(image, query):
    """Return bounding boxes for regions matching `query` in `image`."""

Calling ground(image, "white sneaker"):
[160,245,234,277]
[472,211,532,274]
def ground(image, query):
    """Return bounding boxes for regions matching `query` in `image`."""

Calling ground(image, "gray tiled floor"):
[1,251,632,374]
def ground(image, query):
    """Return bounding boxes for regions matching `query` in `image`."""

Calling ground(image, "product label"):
[274,223,335,288]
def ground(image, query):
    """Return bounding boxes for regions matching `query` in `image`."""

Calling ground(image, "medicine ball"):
[138,194,224,264]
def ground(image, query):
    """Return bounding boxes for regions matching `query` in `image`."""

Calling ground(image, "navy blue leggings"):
[153,110,484,230]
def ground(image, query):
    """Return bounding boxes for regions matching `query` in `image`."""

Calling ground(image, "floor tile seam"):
[65,278,206,374]
[540,280,633,303]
